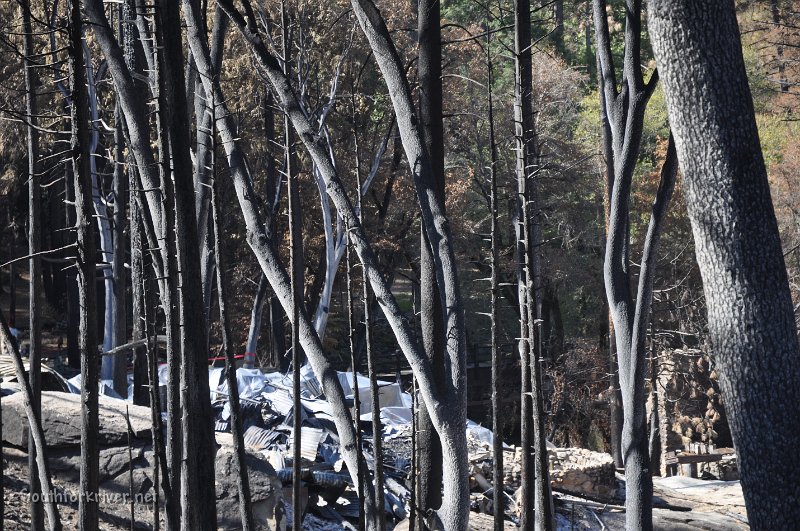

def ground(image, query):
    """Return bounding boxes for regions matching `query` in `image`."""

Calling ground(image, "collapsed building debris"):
[2,359,736,529]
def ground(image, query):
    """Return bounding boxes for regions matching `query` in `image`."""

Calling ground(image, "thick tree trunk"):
[416,0,445,526]
[68,2,100,526]
[649,3,800,527]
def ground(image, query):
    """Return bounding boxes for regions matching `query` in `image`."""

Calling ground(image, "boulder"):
[1,391,152,449]
[47,443,147,482]
[215,433,286,531]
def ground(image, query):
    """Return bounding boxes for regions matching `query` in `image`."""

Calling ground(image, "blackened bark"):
[183,5,380,526]
[155,2,217,528]
[514,0,553,527]
[485,15,504,530]
[150,11,182,527]
[347,1,470,527]
[346,243,366,531]
[649,3,800,527]
[65,162,80,370]
[598,59,624,469]
[81,0,166,284]
[416,1,444,526]
[212,152,254,531]
[593,1,662,528]
[68,2,100,525]
[363,272,385,531]
[280,7,304,529]
[120,0,148,408]
[20,0,43,525]
[245,275,269,369]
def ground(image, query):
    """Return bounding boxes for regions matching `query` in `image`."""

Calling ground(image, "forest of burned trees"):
[0,0,799,530]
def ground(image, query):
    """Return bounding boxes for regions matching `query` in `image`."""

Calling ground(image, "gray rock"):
[1,391,152,449]
[47,444,146,482]
[215,436,286,531]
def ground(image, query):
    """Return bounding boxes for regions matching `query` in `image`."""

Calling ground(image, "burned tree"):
[416,0,445,526]
[593,1,676,529]
[67,0,100,526]
[649,1,800,528]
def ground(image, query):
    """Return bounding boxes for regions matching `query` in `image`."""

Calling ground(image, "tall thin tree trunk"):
[141,268,169,531]
[514,0,553,527]
[364,266,385,531]
[150,11,182,526]
[0,310,61,531]
[68,1,100,525]
[416,1,445,526]
[154,2,217,528]
[486,13,504,529]
[20,0,43,526]
[211,135,255,531]
[245,275,269,369]
[346,242,365,531]
[597,52,624,469]
[112,98,128,398]
[110,0,130,398]
[280,6,304,529]
[514,0,534,526]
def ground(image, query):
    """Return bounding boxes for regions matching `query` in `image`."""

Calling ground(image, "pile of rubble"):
[467,435,617,509]
[2,363,621,529]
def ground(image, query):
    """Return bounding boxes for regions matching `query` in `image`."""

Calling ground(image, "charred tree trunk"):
[280,7,304,529]
[150,12,183,528]
[211,140,255,531]
[68,1,101,525]
[154,2,217,529]
[598,59,624,469]
[649,3,800,527]
[245,275,269,369]
[185,4,379,527]
[416,0,445,527]
[486,13,504,530]
[111,100,128,398]
[514,0,553,527]
[20,0,44,526]
[594,2,665,528]
[219,0,470,525]
[346,242,366,531]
